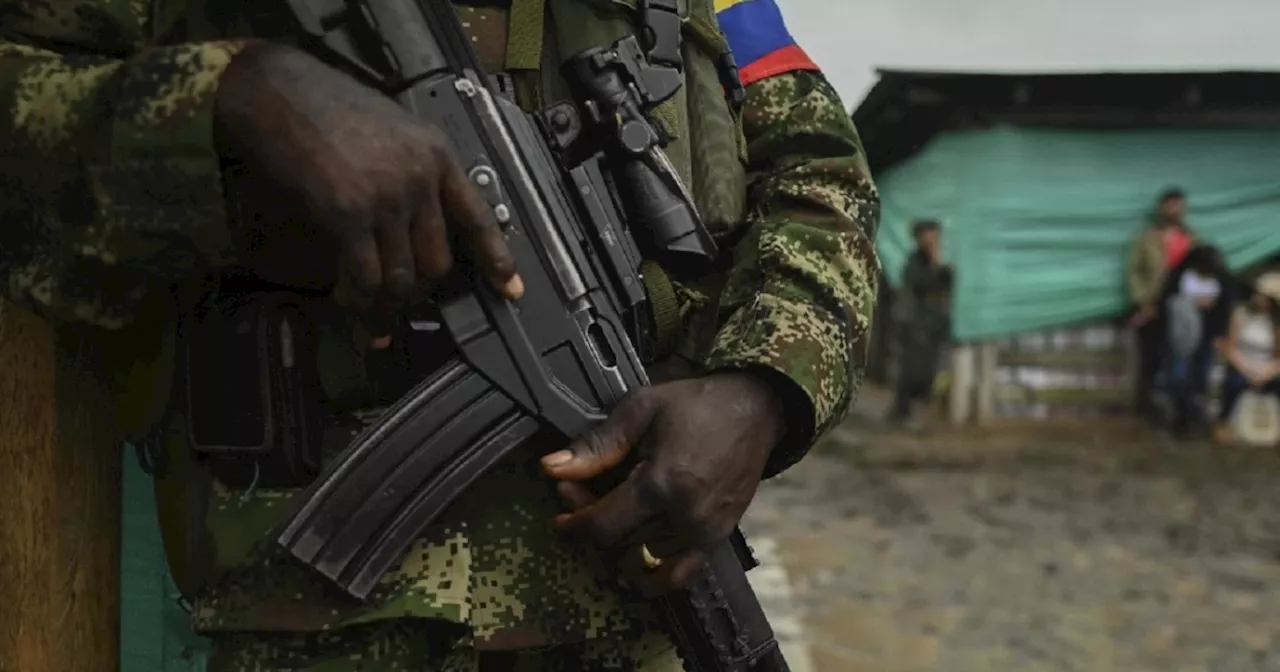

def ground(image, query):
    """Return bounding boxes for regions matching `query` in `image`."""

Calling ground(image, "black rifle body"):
[270,1,788,670]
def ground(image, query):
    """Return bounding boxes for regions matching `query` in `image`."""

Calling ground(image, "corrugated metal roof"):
[781,0,1280,105]
[851,70,1280,173]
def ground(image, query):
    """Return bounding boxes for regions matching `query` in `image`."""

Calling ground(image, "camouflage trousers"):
[206,618,685,671]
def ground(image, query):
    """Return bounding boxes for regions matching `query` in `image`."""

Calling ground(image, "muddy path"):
[741,408,1280,671]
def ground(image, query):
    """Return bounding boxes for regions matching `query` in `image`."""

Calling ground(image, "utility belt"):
[181,266,682,490]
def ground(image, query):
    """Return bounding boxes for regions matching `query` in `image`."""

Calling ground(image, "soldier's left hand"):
[541,372,785,596]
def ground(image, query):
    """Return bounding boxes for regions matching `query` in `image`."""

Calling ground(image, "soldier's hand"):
[215,43,523,333]
[541,372,786,597]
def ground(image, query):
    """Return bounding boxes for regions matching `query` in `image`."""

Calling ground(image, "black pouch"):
[182,291,325,489]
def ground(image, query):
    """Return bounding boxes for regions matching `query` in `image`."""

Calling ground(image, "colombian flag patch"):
[714,0,820,87]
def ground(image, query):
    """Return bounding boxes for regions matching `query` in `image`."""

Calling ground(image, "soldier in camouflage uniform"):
[0,0,880,668]
[887,220,951,426]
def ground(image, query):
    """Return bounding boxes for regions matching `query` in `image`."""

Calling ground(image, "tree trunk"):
[0,299,121,672]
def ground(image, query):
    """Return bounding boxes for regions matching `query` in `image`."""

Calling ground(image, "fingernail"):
[541,450,573,467]
[504,274,525,300]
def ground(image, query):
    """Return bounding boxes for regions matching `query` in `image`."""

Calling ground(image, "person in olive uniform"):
[888,220,952,427]
[1128,187,1196,420]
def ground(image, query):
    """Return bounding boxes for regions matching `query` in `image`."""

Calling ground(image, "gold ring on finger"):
[640,544,664,570]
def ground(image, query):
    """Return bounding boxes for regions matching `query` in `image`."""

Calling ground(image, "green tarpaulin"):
[876,125,1280,341]
[121,447,210,671]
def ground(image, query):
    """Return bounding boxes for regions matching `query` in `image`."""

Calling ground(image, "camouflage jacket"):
[1128,220,1195,308]
[0,0,880,644]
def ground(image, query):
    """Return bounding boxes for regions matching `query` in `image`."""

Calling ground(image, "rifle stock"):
[269,1,788,669]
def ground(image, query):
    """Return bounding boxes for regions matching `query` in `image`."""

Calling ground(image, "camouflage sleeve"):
[703,70,880,475]
[0,9,248,328]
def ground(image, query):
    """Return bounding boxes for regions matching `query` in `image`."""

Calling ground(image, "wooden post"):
[948,343,976,425]
[1126,326,1142,412]
[0,299,121,672]
[975,341,1000,425]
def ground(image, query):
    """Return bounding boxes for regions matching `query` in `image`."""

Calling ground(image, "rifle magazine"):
[343,408,539,598]
[276,356,536,600]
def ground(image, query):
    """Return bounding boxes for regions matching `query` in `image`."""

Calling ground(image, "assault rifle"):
[269,0,789,669]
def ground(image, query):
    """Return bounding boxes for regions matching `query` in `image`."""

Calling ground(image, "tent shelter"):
[859,69,1280,340]
[855,69,1280,418]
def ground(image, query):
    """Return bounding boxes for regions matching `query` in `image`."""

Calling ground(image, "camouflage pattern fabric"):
[0,9,245,329]
[192,418,673,637]
[205,614,683,671]
[700,70,880,473]
[0,0,879,668]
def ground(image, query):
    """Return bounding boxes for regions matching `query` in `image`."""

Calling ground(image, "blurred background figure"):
[1159,244,1234,437]
[1128,187,1195,423]
[887,220,952,429]
[1214,272,1280,443]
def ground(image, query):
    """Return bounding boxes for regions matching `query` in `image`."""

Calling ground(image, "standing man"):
[1128,187,1195,421]
[0,0,880,669]
[888,220,953,427]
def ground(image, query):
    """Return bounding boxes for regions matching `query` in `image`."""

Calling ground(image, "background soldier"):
[887,220,952,428]
[0,0,880,668]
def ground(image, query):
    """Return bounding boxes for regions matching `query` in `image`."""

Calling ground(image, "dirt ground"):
[740,386,1280,672]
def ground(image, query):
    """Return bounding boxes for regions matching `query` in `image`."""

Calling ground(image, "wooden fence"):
[947,320,1138,424]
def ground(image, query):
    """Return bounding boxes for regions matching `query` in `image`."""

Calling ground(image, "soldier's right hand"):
[215,43,523,328]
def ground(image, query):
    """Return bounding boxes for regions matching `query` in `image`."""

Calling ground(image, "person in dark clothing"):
[1158,244,1235,436]
[888,220,953,426]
